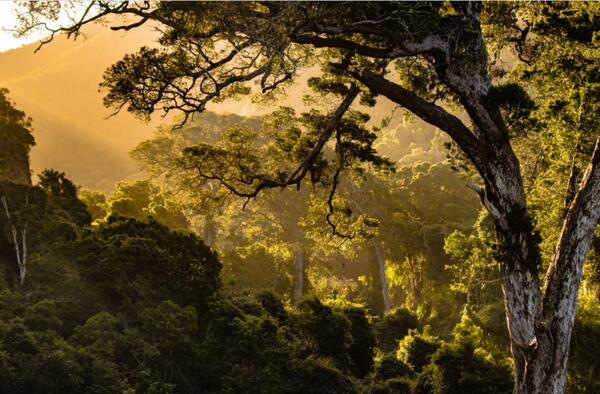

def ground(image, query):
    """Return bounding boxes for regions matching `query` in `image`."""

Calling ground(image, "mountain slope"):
[0,23,159,191]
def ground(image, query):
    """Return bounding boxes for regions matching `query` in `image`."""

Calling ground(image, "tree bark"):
[1,195,28,284]
[292,250,306,305]
[372,240,391,313]
[523,137,600,393]
[472,129,600,394]
[350,199,392,313]
[202,215,215,247]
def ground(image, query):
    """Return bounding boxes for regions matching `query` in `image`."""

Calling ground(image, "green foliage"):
[0,249,367,394]
[7,3,600,392]
[256,290,288,322]
[372,353,414,381]
[38,169,91,227]
[132,110,385,305]
[374,308,420,353]
[78,189,107,221]
[568,296,600,393]
[532,2,599,45]
[481,2,600,269]
[107,180,189,230]
[443,210,498,303]
[485,83,536,137]
[412,315,513,394]
[129,105,482,320]
[442,211,511,350]
[367,377,412,394]
[295,297,353,369]
[369,161,479,318]
[397,327,440,373]
[291,357,359,394]
[342,305,376,378]
[0,88,34,185]
[70,216,220,310]
[175,106,393,219]
[79,180,189,231]
[586,235,600,290]
[0,173,91,286]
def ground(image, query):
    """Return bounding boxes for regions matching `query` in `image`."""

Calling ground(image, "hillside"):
[0,23,159,191]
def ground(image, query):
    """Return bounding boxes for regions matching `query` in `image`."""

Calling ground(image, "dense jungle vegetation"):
[1,1,599,393]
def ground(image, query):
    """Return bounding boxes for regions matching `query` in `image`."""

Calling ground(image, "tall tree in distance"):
[132,110,383,305]
[18,2,600,392]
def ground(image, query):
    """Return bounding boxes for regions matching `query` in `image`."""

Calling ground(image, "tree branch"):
[292,34,407,59]
[284,84,360,185]
[187,84,359,206]
[542,136,600,321]
[350,70,483,168]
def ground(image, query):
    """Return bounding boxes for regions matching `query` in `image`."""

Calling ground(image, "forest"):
[0,2,599,394]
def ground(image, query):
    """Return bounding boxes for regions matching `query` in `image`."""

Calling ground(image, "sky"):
[0,1,92,53]
[0,2,43,52]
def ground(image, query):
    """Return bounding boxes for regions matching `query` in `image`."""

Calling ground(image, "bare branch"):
[324,161,351,239]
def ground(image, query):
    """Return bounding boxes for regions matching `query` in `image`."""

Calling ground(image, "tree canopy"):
[11,2,600,393]
[0,88,34,185]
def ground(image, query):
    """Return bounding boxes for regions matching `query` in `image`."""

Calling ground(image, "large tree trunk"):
[404,254,424,311]
[475,136,600,393]
[292,250,306,305]
[518,137,600,393]
[321,3,600,390]
[202,215,215,247]
[372,240,391,313]
[433,14,595,386]
[351,199,392,312]
[362,65,600,393]
[359,64,600,391]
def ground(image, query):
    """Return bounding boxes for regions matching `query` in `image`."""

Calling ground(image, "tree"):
[78,189,107,222]
[373,307,420,354]
[361,162,479,316]
[132,111,382,305]
[19,2,600,392]
[70,215,221,311]
[0,88,34,185]
[38,169,91,228]
[0,88,36,285]
[1,170,91,287]
[1,184,35,285]
[106,179,190,230]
